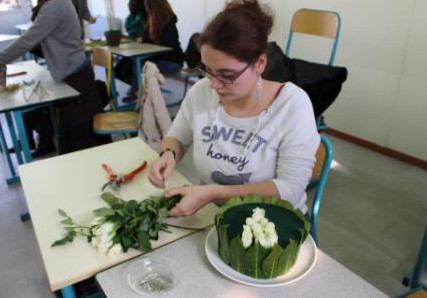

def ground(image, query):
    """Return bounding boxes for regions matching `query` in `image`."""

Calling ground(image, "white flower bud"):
[245,217,254,227]
[252,207,265,221]
[107,243,123,256]
[241,225,253,248]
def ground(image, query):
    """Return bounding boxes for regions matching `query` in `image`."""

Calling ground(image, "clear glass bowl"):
[122,256,179,295]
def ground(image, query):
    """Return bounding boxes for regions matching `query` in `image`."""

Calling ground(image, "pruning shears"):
[101,161,148,191]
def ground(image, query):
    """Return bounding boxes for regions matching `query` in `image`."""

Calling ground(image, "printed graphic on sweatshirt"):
[201,125,269,184]
[211,171,252,185]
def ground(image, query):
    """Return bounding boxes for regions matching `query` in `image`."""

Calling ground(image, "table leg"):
[13,110,33,163]
[49,105,59,147]
[5,112,24,165]
[0,122,19,184]
[60,285,77,298]
[134,56,142,90]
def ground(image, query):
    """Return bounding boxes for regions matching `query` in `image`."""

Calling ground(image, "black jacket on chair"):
[263,42,348,118]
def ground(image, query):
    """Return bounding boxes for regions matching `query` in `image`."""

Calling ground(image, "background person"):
[148,0,320,217]
[121,0,184,102]
[0,0,109,155]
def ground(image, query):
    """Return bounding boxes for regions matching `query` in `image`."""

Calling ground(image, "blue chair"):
[309,134,334,245]
[398,223,427,298]
[285,8,341,131]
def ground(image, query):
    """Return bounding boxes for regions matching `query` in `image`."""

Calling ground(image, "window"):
[0,0,21,11]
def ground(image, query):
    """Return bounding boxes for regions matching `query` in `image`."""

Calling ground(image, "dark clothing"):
[142,15,184,67]
[115,15,184,84]
[263,42,348,118]
[58,63,110,154]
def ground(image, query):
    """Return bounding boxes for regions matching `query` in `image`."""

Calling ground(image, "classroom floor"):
[0,76,426,297]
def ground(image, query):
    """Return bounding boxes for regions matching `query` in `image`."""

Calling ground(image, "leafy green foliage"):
[243,241,269,278]
[52,193,182,253]
[216,194,311,279]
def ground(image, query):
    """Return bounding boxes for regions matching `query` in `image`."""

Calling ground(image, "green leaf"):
[101,192,124,209]
[277,239,299,274]
[229,236,245,272]
[51,232,75,247]
[164,194,182,210]
[264,196,279,205]
[243,242,269,278]
[215,196,243,226]
[60,218,73,225]
[93,207,115,217]
[137,230,152,252]
[262,244,285,278]
[217,225,231,264]
[120,235,134,252]
[242,194,262,204]
[58,209,67,217]
[157,207,168,222]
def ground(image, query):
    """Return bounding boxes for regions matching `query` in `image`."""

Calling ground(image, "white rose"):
[107,243,123,256]
[252,207,265,221]
[241,225,253,248]
[245,217,255,227]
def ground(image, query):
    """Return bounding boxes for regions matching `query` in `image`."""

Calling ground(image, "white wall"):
[89,0,427,161]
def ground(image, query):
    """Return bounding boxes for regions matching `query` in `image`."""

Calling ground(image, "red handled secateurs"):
[101,161,148,191]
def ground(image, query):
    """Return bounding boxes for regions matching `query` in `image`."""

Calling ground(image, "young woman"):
[148,0,320,217]
[122,0,184,102]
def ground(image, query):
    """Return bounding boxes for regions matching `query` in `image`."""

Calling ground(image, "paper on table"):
[164,203,218,230]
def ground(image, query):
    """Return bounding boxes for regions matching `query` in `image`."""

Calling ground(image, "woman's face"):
[200,45,265,101]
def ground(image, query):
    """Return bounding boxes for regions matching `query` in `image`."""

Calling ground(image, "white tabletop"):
[0,34,19,43]
[0,61,79,113]
[97,229,388,298]
[14,22,32,32]
[108,42,171,58]
[18,138,218,291]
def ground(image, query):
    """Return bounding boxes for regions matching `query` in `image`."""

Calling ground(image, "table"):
[97,229,388,298]
[14,23,32,34]
[0,34,19,44]
[108,42,171,88]
[18,137,218,298]
[0,61,79,183]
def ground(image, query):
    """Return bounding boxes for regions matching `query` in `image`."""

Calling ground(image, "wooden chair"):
[309,134,334,246]
[91,47,139,136]
[285,9,341,130]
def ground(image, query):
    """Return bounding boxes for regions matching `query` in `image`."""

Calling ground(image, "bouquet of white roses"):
[52,192,181,256]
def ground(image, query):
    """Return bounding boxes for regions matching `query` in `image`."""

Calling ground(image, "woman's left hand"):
[165,185,216,217]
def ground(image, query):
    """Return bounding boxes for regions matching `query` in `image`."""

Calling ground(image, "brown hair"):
[144,0,175,44]
[200,0,274,64]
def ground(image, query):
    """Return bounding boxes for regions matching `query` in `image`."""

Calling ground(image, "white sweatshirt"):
[167,78,320,213]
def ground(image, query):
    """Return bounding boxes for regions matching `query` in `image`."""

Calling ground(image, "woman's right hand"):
[148,151,176,188]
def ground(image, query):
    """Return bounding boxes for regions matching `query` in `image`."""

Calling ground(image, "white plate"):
[204,227,317,287]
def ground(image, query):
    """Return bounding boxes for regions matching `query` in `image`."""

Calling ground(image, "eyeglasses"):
[197,62,251,85]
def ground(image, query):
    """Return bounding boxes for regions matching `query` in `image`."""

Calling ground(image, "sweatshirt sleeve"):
[0,1,60,64]
[271,91,320,211]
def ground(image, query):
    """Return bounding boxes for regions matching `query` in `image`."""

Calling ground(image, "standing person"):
[71,0,97,39]
[148,0,320,217]
[122,0,184,102]
[0,0,109,155]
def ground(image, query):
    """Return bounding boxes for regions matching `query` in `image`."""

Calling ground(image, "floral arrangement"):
[215,194,310,279]
[52,192,181,256]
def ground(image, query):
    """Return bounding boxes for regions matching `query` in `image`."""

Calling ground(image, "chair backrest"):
[310,134,334,245]
[91,47,117,110]
[285,8,341,66]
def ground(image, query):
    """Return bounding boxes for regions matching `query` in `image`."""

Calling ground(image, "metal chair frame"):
[310,134,334,245]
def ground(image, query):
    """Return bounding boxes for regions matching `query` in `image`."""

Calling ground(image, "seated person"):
[148,0,320,217]
[125,0,147,39]
[0,0,109,156]
[121,0,184,102]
